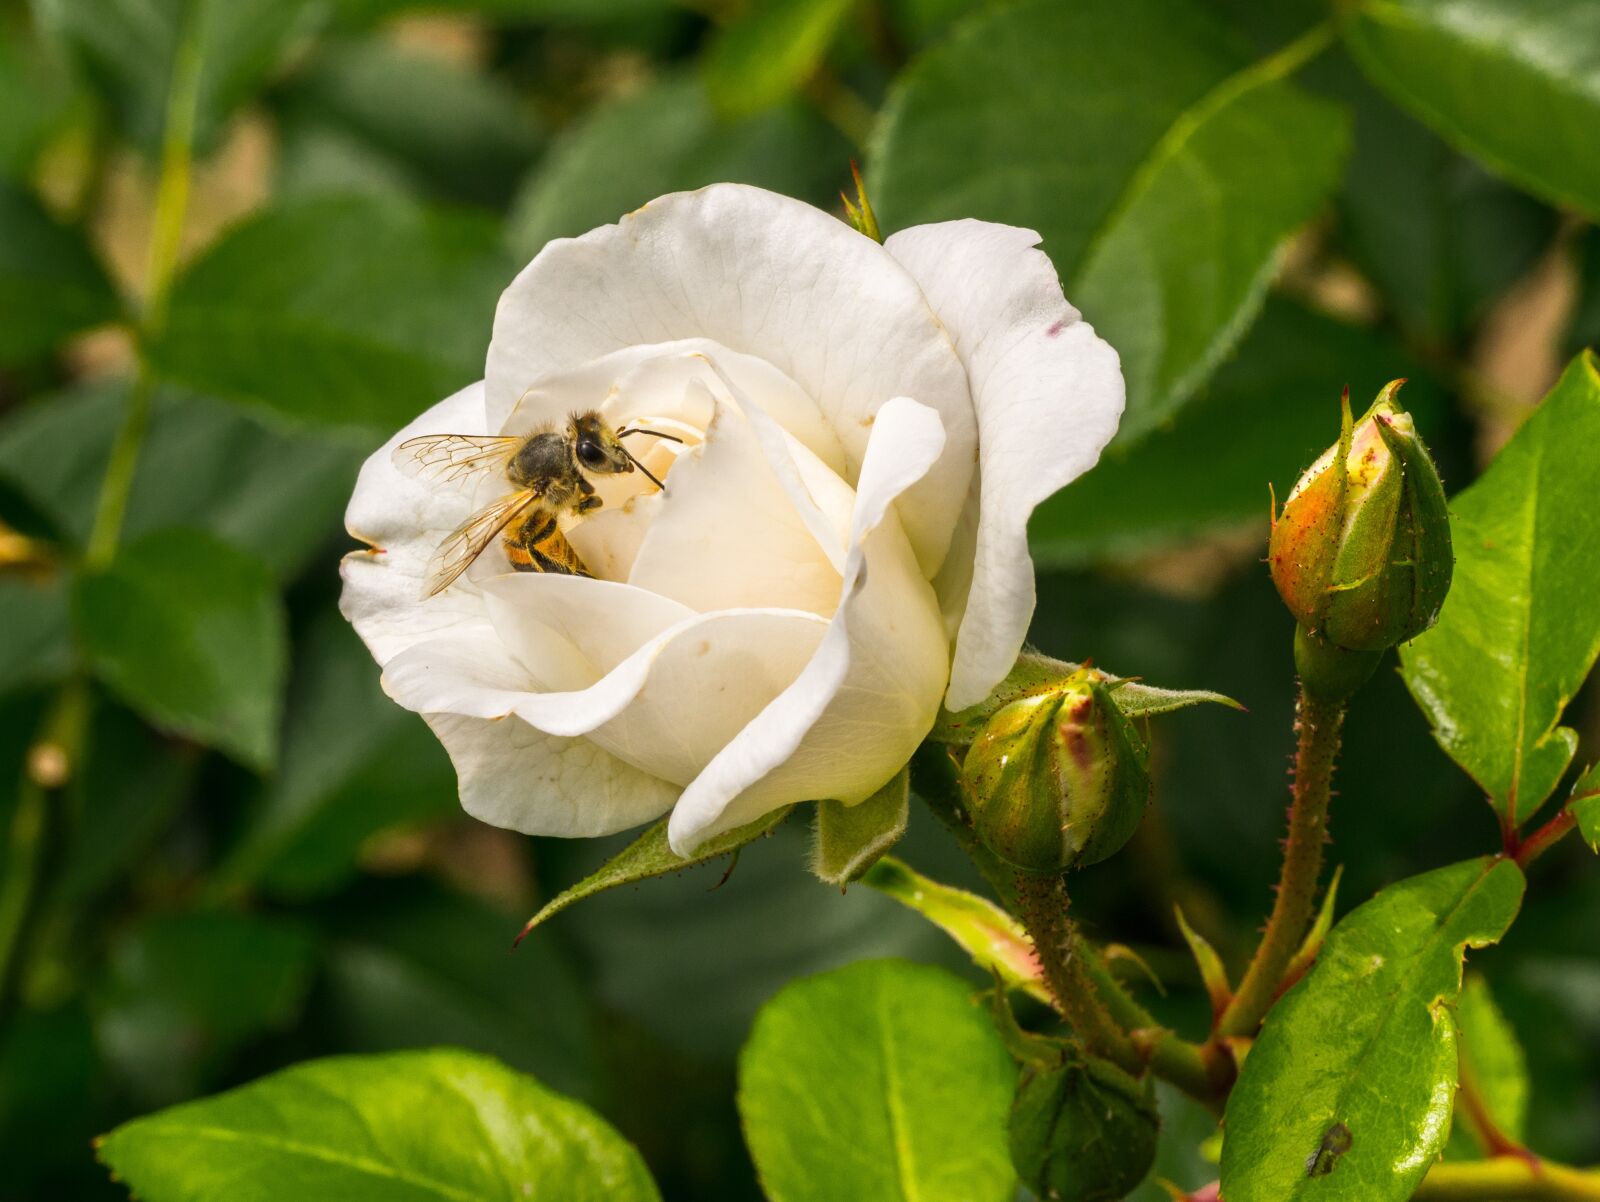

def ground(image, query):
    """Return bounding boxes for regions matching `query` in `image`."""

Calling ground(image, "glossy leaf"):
[149,196,516,429]
[274,39,541,208]
[312,877,599,1103]
[1220,856,1525,1202]
[95,910,315,1106]
[74,529,287,770]
[0,379,361,580]
[1343,0,1600,218]
[931,651,1240,745]
[37,0,318,156]
[738,959,1017,1202]
[872,0,1349,443]
[518,804,794,939]
[217,614,456,897]
[861,856,1048,1004]
[0,183,120,365]
[507,72,848,258]
[1029,301,1448,566]
[703,0,856,118]
[812,767,909,885]
[1401,353,1600,824]
[96,1048,661,1201]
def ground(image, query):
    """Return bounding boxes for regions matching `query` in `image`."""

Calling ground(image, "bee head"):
[569,411,633,475]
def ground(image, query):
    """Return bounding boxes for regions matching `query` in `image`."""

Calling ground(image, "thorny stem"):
[0,0,203,1031]
[1217,685,1345,1039]
[1013,871,1140,1073]
[912,744,1223,1101]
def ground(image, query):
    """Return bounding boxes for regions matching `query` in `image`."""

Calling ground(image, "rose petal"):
[666,397,950,854]
[501,339,847,478]
[340,381,492,666]
[486,183,976,574]
[628,381,845,616]
[885,220,1124,710]
[424,712,678,838]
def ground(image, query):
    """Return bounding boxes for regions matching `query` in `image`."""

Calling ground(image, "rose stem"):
[1216,684,1345,1040]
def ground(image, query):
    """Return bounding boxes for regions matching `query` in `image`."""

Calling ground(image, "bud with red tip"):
[960,670,1150,875]
[1269,382,1452,697]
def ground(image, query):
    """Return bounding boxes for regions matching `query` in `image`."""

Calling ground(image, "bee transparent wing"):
[423,489,543,597]
[393,434,522,490]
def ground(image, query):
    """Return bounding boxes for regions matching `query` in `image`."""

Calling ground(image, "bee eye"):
[577,440,607,469]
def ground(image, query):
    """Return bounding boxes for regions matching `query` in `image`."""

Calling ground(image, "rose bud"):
[1270,381,1452,654]
[1009,1052,1159,1202]
[960,672,1151,875]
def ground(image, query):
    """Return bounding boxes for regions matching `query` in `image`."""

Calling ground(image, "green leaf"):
[94,910,315,1106]
[1330,57,1556,343]
[1030,301,1449,566]
[738,959,1017,1202]
[872,0,1349,443]
[149,196,516,429]
[74,528,287,770]
[812,767,909,885]
[518,804,794,939]
[1343,0,1600,219]
[36,0,319,157]
[217,613,456,897]
[1451,975,1528,1152]
[0,379,361,580]
[274,39,541,209]
[703,0,856,118]
[507,71,848,259]
[312,878,599,1103]
[0,183,120,364]
[930,651,1240,745]
[1400,352,1600,824]
[96,1048,662,1201]
[328,0,676,23]
[860,855,1048,1004]
[1572,762,1600,853]
[0,576,71,697]
[1220,856,1526,1202]
[0,24,74,179]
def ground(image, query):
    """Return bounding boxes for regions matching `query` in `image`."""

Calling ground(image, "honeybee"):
[394,411,678,597]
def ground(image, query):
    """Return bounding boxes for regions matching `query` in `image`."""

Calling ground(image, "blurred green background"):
[1,0,1597,1197]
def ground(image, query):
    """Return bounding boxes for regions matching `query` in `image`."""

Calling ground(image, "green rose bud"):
[1269,381,1453,654]
[1009,1052,1159,1202]
[960,671,1151,875]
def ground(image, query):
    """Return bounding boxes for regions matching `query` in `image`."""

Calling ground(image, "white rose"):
[341,184,1123,855]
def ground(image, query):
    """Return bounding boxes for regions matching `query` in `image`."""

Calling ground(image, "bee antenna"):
[622,446,666,491]
[618,426,685,445]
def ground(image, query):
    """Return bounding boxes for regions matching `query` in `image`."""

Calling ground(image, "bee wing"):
[393,434,521,490]
[423,489,543,597]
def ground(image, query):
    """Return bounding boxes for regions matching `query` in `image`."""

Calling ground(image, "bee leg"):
[576,477,603,514]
